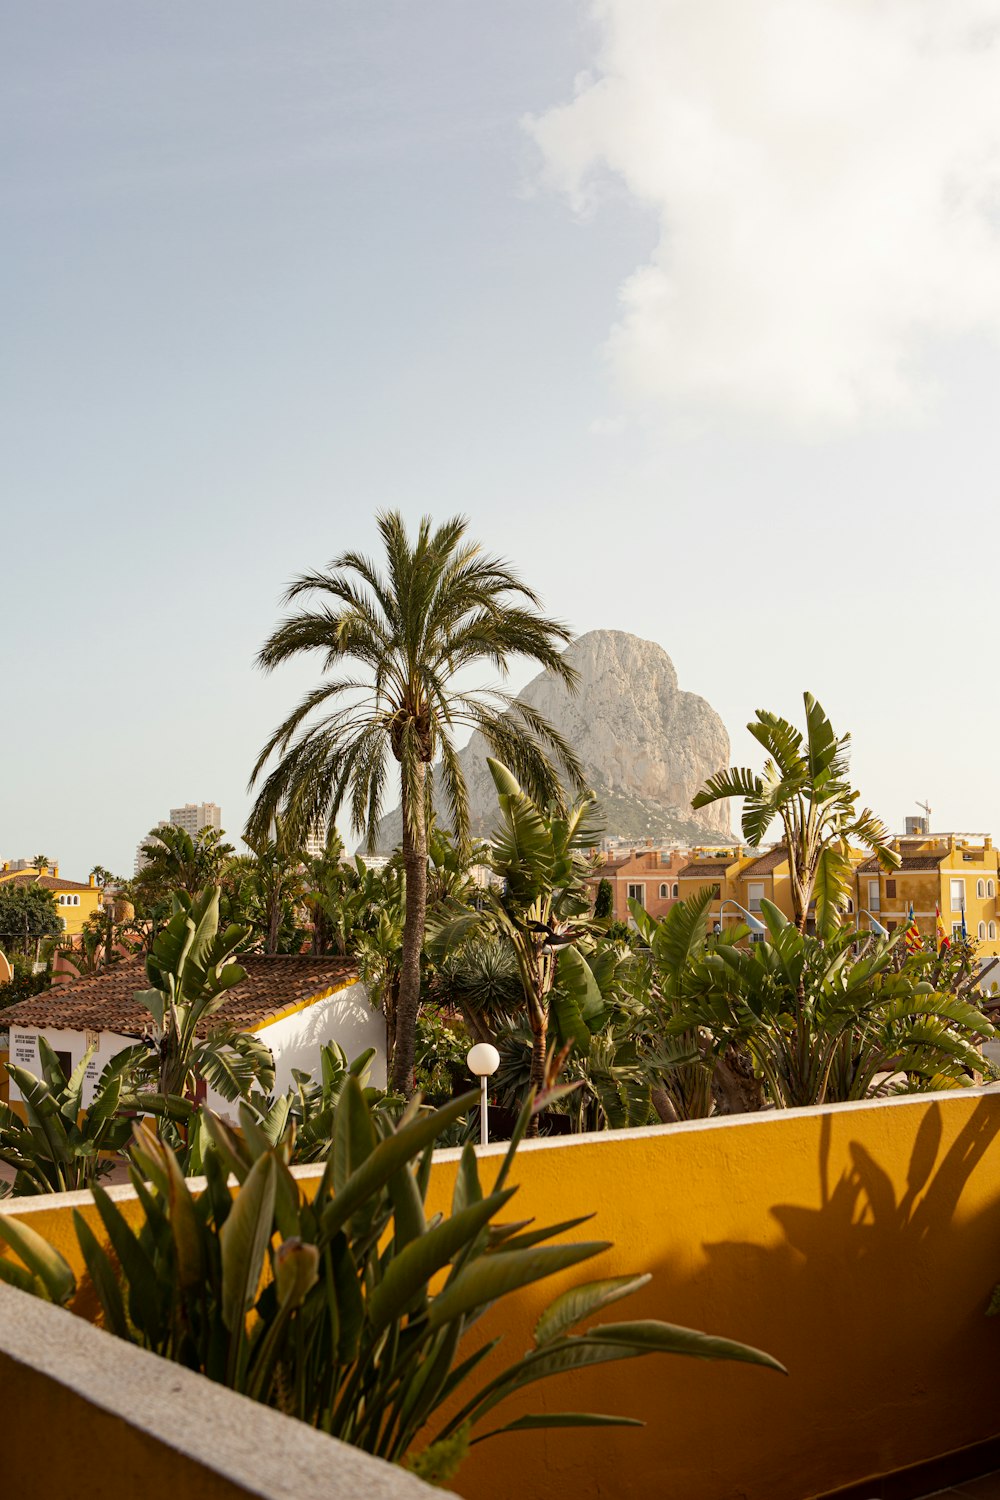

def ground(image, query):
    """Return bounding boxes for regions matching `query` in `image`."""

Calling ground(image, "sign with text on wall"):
[11,1031,39,1071]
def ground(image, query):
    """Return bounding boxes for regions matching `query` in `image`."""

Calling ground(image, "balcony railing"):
[3,1088,1000,1499]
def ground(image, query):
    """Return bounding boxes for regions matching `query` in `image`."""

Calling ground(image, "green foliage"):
[693,693,899,934]
[594,878,614,920]
[433,760,610,1108]
[280,1041,383,1163]
[0,1084,783,1474]
[635,895,997,1112]
[222,831,308,955]
[413,1008,469,1105]
[132,823,235,919]
[0,883,61,954]
[0,961,49,1009]
[0,1039,145,1196]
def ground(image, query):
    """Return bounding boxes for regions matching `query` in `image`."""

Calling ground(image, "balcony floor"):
[927,1476,1000,1498]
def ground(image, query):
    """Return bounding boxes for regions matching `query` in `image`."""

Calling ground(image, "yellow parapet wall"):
[4,1089,1000,1499]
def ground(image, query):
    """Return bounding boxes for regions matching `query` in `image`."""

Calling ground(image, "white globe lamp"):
[467,1043,500,1144]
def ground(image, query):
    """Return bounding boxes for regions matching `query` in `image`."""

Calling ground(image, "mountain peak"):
[368,629,731,849]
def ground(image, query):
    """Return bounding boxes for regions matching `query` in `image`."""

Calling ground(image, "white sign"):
[11,1030,39,1071]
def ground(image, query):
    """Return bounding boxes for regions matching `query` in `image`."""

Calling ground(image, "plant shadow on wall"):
[668,1100,1000,1486]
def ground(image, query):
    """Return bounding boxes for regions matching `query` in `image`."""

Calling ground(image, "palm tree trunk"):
[390,763,427,1094]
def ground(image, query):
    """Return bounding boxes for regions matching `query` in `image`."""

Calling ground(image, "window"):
[979,922,987,940]
[750,931,765,944]
[953,922,963,939]
[672,883,678,898]
[886,920,898,933]
[951,878,966,912]
[659,883,669,899]
[990,880,996,899]
[846,898,854,914]
[747,882,765,913]
[867,879,880,913]
[978,880,986,899]
[627,883,645,903]
[990,922,997,940]
[54,1050,72,1079]
[885,879,896,899]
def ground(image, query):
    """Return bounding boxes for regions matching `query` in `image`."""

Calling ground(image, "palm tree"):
[246,511,584,1093]
[692,692,900,935]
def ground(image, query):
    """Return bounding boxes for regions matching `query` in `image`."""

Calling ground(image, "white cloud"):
[527,1,1000,428]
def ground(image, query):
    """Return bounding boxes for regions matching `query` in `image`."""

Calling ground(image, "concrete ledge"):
[0,1282,436,1499]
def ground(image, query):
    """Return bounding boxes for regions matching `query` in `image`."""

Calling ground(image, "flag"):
[961,901,968,942]
[935,904,950,951]
[904,903,922,954]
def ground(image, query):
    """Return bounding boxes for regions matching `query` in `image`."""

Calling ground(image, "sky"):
[4,0,1000,876]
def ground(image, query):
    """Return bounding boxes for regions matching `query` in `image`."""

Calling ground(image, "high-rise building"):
[169,803,222,836]
[303,816,329,860]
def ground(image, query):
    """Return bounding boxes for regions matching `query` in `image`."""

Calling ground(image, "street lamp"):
[858,908,889,938]
[467,1043,500,1145]
[717,899,766,935]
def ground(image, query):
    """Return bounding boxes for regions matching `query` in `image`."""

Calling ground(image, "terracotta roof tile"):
[0,873,97,893]
[678,859,732,879]
[1,955,360,1037]
[738,848,788,879]
[856,855,942,873]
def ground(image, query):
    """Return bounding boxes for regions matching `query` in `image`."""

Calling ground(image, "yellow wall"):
[4,1091,1000,1498]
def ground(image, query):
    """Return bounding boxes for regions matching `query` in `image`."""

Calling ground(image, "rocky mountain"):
[368,630,732,849]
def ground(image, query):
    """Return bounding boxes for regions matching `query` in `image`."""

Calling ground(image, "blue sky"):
[4,1,1000,875]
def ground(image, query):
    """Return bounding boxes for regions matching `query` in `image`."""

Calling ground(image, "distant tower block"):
[303,816,329,859]
[169,803,222,835]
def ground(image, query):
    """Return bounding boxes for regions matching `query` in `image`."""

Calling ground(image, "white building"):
[3,954,386,1116]
[303,816,329,860]
[169,803,222,836]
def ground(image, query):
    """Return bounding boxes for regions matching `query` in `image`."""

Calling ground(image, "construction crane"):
[916,799,932,832]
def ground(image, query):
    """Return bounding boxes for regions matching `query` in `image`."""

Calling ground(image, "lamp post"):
[858,908,889,938]
[716,899,766,936]
[466,1043,500,1145]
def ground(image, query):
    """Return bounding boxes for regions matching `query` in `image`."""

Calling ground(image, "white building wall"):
[7,981,385,1116]
[256,980,386,1095]
[8,1026,141,1108]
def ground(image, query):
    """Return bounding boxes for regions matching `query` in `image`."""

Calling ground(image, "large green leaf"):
[73,1210,129,1339]
[427,1241,610,1330]
[534,1274,652,1346]
[369,1188,516,1334]
[472,1412,644,1443]
[0,1212,76,1305]
[320,1091,475,1241]
[220,1150,277,1332]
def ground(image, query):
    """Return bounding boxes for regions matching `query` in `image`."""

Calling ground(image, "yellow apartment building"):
[855,833,1000,957]
[674,833,1000,961]
[0,863,103,940]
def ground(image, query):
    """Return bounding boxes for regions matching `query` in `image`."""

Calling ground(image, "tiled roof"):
[678,859,732,878]
[856,855,943,873]
[738,848,788,879]
[0,873,96,893]
[1,955,360,1037]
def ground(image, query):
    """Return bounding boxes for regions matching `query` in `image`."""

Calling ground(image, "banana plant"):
[136,885,275,1130]
[685,900,996,1107]
[0,1038,147,1195]
[0,1081,783,1484]
[692,692,900,935]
